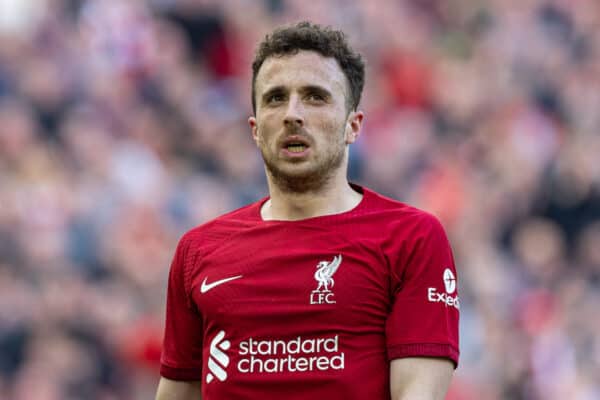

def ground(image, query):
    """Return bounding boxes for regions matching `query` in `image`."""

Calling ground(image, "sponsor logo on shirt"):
[206,330,231,383]
[205,331,345,383]
[443,268,456,293]
[238,335,345,374]
[427,268,460,309]
[310,255,342,305]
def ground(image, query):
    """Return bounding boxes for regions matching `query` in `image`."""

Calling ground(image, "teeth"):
[287,144,306,153]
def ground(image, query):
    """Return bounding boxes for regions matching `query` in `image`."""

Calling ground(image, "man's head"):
[251,21,365,114]
[249,22,365,193]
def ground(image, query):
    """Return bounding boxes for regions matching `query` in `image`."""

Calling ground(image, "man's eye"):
[307,93,324,101]
[266,94,285,103]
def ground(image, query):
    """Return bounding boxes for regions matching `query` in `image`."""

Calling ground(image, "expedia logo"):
[427,268,459,309]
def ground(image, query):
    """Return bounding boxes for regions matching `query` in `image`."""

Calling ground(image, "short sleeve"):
[385,214,460,367]
[160,235,205,380]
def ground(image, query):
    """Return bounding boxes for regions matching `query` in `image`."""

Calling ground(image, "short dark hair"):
[251,21,365,113]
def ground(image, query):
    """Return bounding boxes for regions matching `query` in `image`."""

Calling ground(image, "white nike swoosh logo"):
[200,275,243,293]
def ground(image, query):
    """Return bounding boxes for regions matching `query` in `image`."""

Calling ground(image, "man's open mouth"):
[286,143,308,153]
[282,136,311,154]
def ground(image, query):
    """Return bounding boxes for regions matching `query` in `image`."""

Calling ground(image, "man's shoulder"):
[364,187,437,219]
[178,197,265,247]
[362,188,452,266]
[362,187,446,235]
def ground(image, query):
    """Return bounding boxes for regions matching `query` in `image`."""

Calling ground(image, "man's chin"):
[262,150,345,193]
[275,164,316,177]
[265,164,329,193]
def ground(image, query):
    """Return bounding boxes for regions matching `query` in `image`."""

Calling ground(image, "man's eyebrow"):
[260,85,333,103]
[300,85,332,97]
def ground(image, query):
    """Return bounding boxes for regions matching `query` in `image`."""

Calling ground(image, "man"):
[156,21,459,400]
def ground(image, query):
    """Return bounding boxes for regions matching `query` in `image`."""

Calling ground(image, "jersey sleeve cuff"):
[160,363,203,381]
[388,343,459,368]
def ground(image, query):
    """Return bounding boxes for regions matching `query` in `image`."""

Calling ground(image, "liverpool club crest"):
[310,255,342,305]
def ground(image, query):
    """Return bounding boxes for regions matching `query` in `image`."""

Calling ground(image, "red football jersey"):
[160,186,459,399]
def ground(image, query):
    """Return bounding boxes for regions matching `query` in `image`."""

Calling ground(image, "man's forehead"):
[256,51,347,94]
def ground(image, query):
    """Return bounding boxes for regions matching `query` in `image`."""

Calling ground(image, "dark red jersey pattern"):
[160,186,459,399]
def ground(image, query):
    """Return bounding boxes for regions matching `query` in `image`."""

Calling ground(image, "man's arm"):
[155,377,202,400]
[390,357,454,400]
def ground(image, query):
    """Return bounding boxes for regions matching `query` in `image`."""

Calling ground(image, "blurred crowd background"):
[0,0,599,399]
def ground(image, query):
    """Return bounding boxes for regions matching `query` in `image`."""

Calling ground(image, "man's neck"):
[261,177,363,221]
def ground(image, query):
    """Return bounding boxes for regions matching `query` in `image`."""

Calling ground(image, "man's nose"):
[283,96,304,127]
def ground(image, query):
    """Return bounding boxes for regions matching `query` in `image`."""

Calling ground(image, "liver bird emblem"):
[314,255,342,292]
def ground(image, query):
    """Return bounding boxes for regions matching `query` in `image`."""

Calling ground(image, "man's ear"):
[345,111,364,144]
[249,116,259,145]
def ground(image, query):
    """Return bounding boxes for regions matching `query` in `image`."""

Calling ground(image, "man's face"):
[249,50,362,193]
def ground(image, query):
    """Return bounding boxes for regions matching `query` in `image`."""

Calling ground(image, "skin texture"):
[390,358,454,400]
[155,50,455,399]
[155,378,201,400]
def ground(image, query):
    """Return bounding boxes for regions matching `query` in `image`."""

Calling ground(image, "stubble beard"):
[261,137,346,194]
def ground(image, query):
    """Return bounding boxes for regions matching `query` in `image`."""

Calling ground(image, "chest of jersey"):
[190,223,392,337]
[188,222,393,399]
